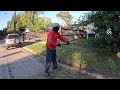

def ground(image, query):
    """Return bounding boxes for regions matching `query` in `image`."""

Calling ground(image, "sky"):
[0,11,89,30]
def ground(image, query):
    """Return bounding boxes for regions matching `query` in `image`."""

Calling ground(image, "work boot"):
[45,72,50,77]
[45,69,50,77]
[53,62,57,70]
[53,66,57,70]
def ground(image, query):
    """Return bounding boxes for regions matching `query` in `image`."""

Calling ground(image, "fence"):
[59,26,86,44]
[24,26,86,43]
[25,32,47,40]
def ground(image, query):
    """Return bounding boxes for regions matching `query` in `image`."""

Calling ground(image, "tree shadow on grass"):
[21,39,42,47]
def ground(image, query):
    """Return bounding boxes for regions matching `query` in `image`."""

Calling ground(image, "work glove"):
[57,44,61,47]
[67,42,69,45]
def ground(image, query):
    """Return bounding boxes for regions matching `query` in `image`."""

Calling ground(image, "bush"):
[77,38,97,48]
[77,35,116,55]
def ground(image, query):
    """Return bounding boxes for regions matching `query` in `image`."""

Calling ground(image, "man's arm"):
[58,33,68,43]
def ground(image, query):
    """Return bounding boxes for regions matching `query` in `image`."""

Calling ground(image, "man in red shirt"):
[45,23,69,76]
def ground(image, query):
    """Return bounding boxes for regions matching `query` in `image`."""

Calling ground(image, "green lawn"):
[24,38,120,77]
[27,42,46,55]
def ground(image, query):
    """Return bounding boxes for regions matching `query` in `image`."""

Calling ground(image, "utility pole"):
[14,11,16,33]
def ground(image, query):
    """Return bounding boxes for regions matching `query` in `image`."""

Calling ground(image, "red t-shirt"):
[46,29,68,50]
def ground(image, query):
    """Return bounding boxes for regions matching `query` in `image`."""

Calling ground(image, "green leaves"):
[56,11,73,25]
[77,11,120,52]
[7,11,52,33]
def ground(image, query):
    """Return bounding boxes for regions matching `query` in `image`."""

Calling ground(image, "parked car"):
[5,34,22,49]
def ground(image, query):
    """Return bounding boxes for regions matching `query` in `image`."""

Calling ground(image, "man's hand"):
[57,44,61,47]
[67,42,69,45]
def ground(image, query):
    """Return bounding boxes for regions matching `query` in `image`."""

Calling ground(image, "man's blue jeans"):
[45,48,57,73]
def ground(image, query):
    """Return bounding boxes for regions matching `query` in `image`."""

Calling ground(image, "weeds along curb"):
[22,46,115,79]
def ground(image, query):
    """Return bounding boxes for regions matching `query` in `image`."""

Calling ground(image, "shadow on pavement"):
[0,51,22,58]
[21,39,42,47]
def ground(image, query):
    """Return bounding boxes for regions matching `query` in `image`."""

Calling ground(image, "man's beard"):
[53,27,60,33]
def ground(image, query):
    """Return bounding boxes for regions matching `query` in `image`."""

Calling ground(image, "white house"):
[86,23,95,39]
[25,28,30,33]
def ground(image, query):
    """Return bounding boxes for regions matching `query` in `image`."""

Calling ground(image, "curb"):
[57,62,114,79]
[22,46,115,79]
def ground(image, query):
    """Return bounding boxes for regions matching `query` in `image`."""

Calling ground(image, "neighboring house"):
[86,23,95,39]
[25,28,33,33]
[86,23,95,34]
[25,28,30,33]
[24,28,33,40]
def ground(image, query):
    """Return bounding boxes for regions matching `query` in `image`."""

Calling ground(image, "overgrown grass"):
[77,38,117,56]
[23,39,46,55]
[26,42,46,55]
[57,39,120,77]
[24,38,120,77]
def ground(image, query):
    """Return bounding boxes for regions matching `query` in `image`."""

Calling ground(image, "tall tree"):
[24,11,44,27]
[33,17,52,31]
[56,11,73,25]
[7,11,53,32]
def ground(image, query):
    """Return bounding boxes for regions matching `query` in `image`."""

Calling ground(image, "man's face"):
[53,27,60,32]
